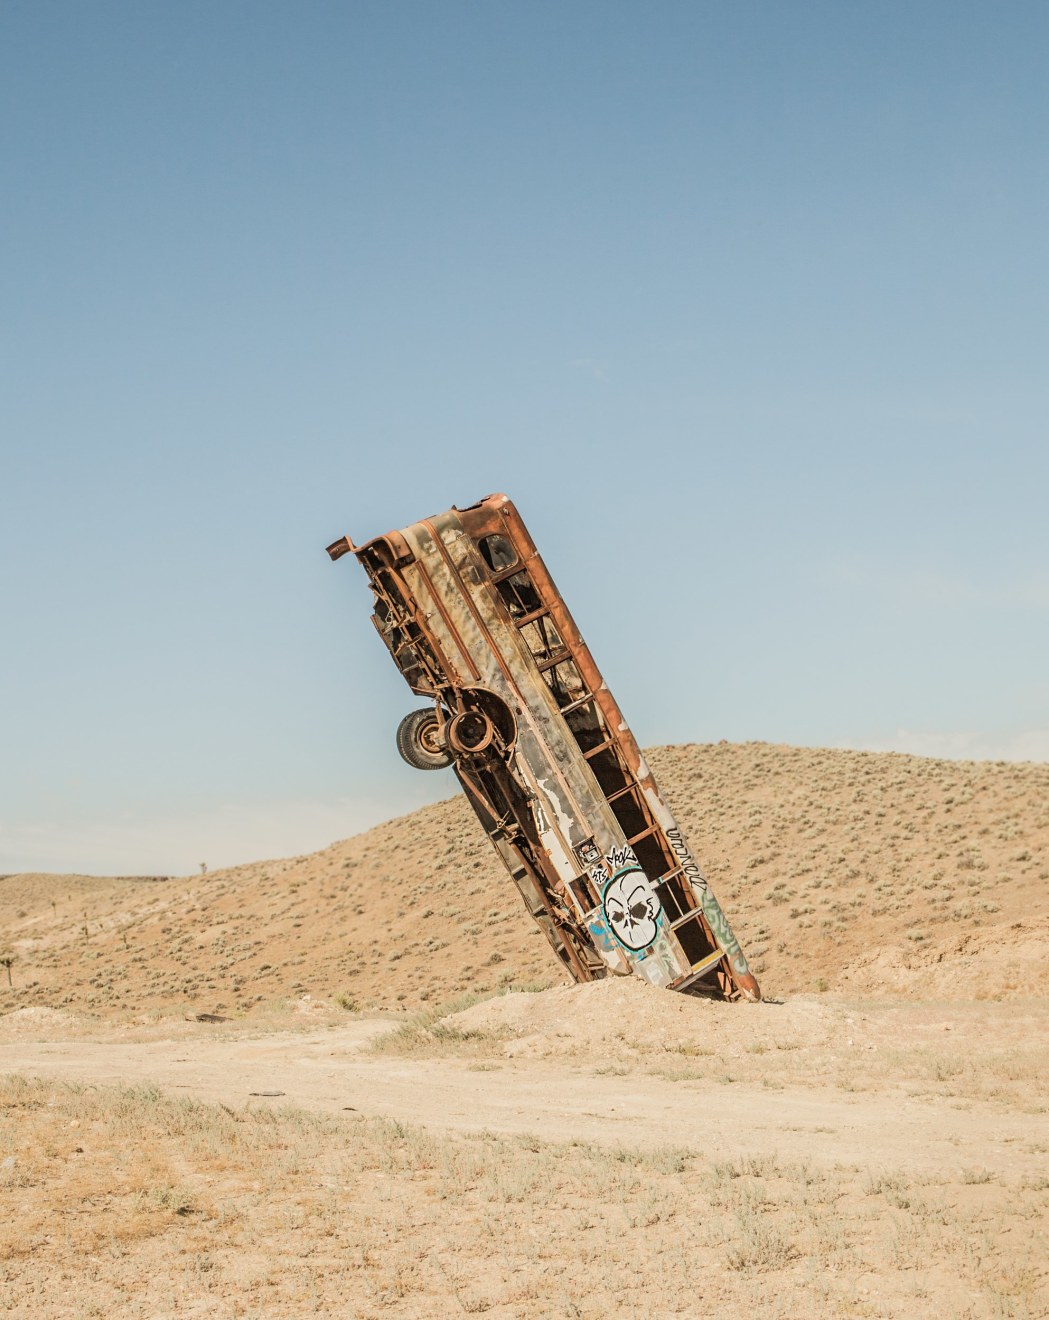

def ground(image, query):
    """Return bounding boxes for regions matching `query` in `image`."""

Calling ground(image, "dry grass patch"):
[372,985,1049,1125]
[2,1076,1046,1318]
[366,987,540,1058]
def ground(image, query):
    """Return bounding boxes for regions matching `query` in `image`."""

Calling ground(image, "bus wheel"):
[396,709,453,771]
[447,709,496,755]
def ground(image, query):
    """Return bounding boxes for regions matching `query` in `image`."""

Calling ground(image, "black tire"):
[396,708,453,770]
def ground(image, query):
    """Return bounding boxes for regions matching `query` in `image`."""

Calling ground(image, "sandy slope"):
[2,742,1047,1019]
[2,743,1048,1319]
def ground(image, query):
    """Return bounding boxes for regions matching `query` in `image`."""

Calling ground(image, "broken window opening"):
[608,785,649,843]
[582,746,629,798]
[496,569,543,621]
[563,697,609,752]
[542,656,588,711]
[674,917,719,969]
[519,615,565,664]
[655,875,696,923]
[631,829,674,882]
[477,534,517,572]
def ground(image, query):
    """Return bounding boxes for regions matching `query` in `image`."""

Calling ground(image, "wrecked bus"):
[327,493,760,1001]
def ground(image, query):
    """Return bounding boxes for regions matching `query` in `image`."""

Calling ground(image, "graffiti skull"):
[602,867,661,952]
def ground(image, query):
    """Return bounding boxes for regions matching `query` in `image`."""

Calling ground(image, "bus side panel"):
[426,514,695,988]
[458,496,760,1001]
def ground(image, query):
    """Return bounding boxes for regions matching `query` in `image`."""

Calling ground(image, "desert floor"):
[1,742,1047,1318]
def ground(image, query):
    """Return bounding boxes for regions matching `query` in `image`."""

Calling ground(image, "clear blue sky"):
[2,1,1046,874]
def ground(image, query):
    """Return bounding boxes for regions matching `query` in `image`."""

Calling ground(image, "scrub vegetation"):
[2,1075,1045,1319]
[1,741,1047,1317]
[2,743,1046,1019]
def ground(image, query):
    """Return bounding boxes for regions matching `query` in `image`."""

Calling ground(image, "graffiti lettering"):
[604,843,638,872]
[665,827,751,973]
[665,827,710,895]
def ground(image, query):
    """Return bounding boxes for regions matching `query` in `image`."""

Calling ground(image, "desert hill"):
[2,742,1047,1020]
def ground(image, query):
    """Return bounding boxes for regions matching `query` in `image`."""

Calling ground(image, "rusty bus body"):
[327,493,759,1001]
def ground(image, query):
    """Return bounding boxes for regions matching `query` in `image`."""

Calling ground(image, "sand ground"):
[2,988,1046,1177]
[1,743,1047,1317]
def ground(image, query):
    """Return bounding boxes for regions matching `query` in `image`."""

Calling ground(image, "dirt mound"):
[443,977,840,1059]
[1,742,1046,1018]
[0,1006,81,1037]
[839,916,1049,999]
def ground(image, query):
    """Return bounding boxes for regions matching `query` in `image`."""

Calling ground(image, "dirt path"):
[3,1025,1043,1182]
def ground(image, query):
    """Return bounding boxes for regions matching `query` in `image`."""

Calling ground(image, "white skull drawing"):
[602,867,661,952]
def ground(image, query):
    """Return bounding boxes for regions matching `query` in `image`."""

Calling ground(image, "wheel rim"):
[447,710,496,755]
[417,719,445,756]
